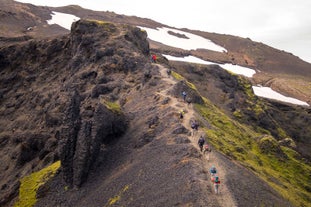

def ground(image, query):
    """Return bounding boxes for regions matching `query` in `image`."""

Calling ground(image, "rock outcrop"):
[0,19,150,206]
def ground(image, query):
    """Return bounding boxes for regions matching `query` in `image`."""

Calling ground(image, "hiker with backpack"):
[204,144,212,160]
[190,120,199,136]
[186,97,192,106]
[182,91,187,102]
[212,176,221,194]
[210,165,217,176]
[179,109,185,120]
[203,144,211,154]
[166,69,171,77]
[190,120,195,136]
[151,54,157,63]
[198,135,205,152]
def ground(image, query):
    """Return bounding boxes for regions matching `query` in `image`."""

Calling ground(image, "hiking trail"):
[156,64,238,207]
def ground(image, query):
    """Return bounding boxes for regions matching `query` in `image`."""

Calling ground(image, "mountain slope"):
[0,1,311,207]
[0,19,301,207]
[1,0,310,103]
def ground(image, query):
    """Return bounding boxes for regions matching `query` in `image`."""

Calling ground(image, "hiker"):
[151,54,157,63]
[204,144,211,160]
[190,120,199,136]
[191,120,196,136]
[166,69,171,77]
[212,176,221,194]
[198,135,205,152]
[194,121,199,131]
[182,91,187,102]
[210,165,217,176]
[186,97,192,106]
[203,144,211,154]
[179,109,185,119]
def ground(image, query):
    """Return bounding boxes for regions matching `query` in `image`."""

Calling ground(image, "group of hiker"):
[180,91,221,194]
[210,165,221,194]
[198,135,221,194]
[180,96,221,194]
[152,57,222,195]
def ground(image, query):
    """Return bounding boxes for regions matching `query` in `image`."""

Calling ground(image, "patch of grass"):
[194,100,311,206]
[100,98,122,114]
[85,19,117,32]
[233,109,243,119]
[171,71,197,90]
[14,161,61,207]
[171,71,183,81]
[104,185,130,207]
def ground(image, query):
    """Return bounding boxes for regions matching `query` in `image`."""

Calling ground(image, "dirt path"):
[156,64,238,207]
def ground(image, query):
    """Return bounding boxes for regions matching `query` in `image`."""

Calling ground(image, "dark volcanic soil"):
[34,65,292,207]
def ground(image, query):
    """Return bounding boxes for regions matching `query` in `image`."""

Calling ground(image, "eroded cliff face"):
[0,19,150,205]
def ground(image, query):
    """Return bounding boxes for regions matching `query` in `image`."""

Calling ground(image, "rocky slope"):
[1,0,310,103]
[0,19,149,206]
[0,1,311,207]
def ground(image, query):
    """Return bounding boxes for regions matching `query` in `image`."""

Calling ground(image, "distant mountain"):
[0,0,310,206]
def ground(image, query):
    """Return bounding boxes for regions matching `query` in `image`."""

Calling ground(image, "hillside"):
[0,1,311,207]
[1,0,310,104]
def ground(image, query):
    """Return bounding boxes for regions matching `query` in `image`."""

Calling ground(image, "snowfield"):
[162,54,256,78]
[252,86,309,106]
[139,27,227,52]
[47,11,80,30]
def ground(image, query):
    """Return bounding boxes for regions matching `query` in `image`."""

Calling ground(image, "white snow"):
[163,54,308,106]
[162,54,216,65]
[162,54,256,78]
[252,86,309,106]
[140,27,227,53]
[220,63,256,78]
[47,11,80,30]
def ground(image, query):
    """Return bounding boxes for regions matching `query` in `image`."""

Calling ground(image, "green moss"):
[100,98,122,114]
[170,67,311,206]
[104,185,130,207]
[85,19,117,32]
[171,71,197,90]
[14,161,61,207]
[194,100,311,206]
[233,109,243,119]
[276,127,287,138]
[237,76,265,116]
[171,71,183,81]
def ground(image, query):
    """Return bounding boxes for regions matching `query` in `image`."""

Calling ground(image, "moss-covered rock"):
[14,161,60,207]
[258,135,287,159]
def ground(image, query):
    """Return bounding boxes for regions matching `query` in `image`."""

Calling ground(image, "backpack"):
[191,123,195,129]
[198,137,204,145]
[215,176,219,182]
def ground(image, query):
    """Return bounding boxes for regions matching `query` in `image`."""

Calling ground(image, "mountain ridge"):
[0,1,311,206]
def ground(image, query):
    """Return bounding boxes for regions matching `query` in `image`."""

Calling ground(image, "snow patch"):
[163,54,256,78]
[47,11,80,30]
[252,86,309,106]
[140,27,227,52]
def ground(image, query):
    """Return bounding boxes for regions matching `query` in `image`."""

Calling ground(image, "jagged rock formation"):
[0,19,150,206]
[60,90,127,187]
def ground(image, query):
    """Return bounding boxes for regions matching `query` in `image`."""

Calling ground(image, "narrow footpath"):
[156,64,238,207]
